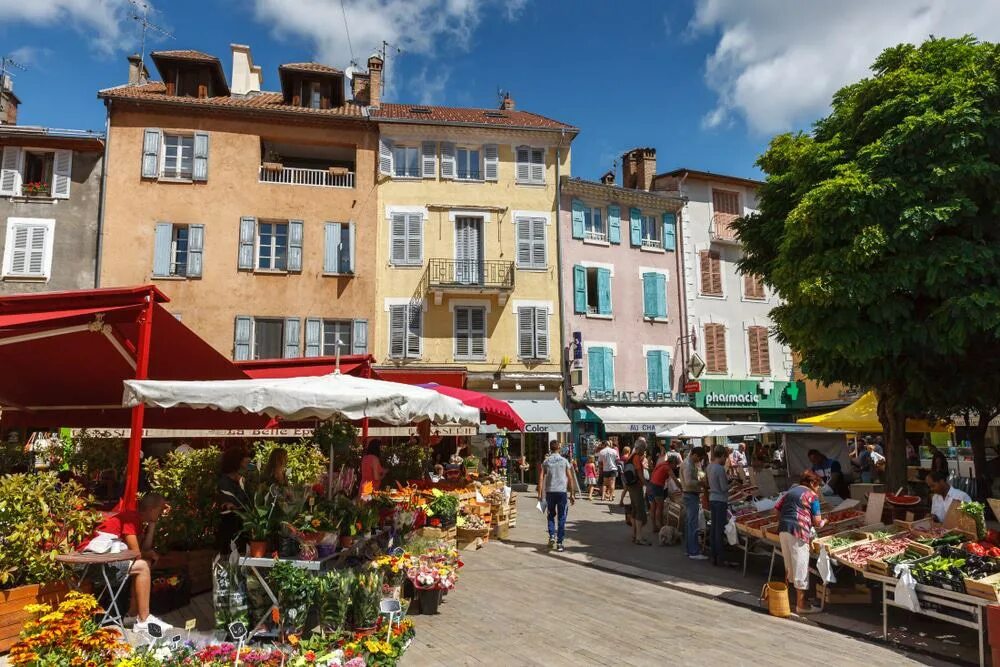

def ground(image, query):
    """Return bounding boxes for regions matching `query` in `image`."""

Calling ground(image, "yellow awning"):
[798,391,953,433]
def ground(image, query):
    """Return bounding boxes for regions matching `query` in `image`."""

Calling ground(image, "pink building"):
[558,148,688,444]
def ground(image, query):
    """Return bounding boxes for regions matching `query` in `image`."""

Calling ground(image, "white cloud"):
[0,0,139,53]
[409,67,450,105]
[252,0,526,99]
[691,0,1000,134]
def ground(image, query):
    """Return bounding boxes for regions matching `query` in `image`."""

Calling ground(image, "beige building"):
[98,47,381,360]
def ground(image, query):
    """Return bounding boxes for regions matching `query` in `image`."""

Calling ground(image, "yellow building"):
[370,96,577,420]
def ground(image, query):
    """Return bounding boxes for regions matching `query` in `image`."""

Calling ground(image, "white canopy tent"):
[657,421,844,440]
[590,405,708,434]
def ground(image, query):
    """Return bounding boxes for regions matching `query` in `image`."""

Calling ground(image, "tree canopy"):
[734,36,1000,490]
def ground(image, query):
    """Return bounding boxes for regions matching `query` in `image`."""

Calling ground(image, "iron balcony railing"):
[425,259,515,291]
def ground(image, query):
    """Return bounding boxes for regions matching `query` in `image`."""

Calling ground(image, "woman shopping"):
[773,470,827,614]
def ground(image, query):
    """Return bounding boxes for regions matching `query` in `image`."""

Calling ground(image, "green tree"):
[735,36,1000,492]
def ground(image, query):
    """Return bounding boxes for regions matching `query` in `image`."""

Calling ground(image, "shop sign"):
[581,390,674,404]
[704,392,758,406]
[524,423,571,433]
[684,381,702,394]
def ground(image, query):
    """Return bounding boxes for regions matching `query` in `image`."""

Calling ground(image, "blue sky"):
[3,0,998,182]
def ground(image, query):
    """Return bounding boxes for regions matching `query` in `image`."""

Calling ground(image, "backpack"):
[622,457,639,486]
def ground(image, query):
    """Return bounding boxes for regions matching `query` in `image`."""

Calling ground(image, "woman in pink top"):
[359,439,387,496]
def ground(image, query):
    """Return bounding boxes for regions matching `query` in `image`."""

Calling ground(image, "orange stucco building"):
[98,47,380,360]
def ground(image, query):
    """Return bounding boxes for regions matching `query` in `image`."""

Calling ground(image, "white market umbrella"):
[122,373,480,425]
[657,422,733,439]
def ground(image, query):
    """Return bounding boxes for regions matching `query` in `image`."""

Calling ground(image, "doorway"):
[455,216,483,284]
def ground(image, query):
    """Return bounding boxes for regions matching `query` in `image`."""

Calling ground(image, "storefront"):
[689,378,807,422]
[499,397,571,484]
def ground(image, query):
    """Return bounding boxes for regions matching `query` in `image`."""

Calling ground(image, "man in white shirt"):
[597,442,620,502]
[926,470,972,522]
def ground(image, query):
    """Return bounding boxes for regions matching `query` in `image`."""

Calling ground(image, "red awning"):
[374,368,466,388]
[238,355,374,379]
[419,383,525,431]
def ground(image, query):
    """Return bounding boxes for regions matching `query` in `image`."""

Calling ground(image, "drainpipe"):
[676,172,690,389]
[94,100,111,288]
[554,129,570,447]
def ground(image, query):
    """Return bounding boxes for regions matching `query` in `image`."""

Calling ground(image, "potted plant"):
[235,488,279,557]
[350,570,382,633]
[426,489,460,529]
[315,569,353,635]
[8,592,130,663]
[269,560,316,636]
[262,148,283,172]
[22,181,51,198]
[333,495,360,549]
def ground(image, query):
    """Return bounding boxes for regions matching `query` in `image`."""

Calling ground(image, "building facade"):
[98,47,379,360]
[0,86,104,294]
[653,168,805,420]
[558,154,687,443]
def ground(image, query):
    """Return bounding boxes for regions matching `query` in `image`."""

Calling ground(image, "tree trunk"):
[877,388,908,493]
[969,410,995,501]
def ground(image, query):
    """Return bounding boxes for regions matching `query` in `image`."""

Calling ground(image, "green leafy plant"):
[333,494,360,536]
[381,435,429,484]
[236,488,280,541]
[315,569,354,633]
[253,440,328,488]
[426,488,459,525]
[0,439,30,475]
[269,560,317,631]
[0,473,101,589]
[66,429,128,480]
[144,446,221,550]
[350,569,383,629]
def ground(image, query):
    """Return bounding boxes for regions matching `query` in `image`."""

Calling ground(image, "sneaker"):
[133,614,172,633]
[547,537,555,550]
[556,543,565,552]
[688,554,709,561]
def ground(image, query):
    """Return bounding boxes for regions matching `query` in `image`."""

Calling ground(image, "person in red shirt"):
[81,493,168,632]
[648,458,674,531]
[359,439,387,496]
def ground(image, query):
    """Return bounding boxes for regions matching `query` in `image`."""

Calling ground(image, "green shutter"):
[571,199,585,239]
[588,347,605,391]
[608,205,621,244]
[647,351,662,393]
[660,350,671,395]
[573,265,587,314]
[655,273,667,318]
[629,208,642,247]
[597,268,612,315]
[642,272,657,317]
[603,348,614,391]
[663,212,676,251]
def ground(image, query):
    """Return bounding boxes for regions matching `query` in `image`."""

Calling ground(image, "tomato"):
[967,542,989,556]
[987,529,1000,547]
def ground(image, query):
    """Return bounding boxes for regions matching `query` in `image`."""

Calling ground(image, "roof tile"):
[280,62,343,75]
[150,50,219,63]
[372,103,575,131]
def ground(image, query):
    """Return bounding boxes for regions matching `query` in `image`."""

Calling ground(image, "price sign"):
[184,619,197,631]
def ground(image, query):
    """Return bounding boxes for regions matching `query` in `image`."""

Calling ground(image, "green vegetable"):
[826,536,856,550]
[960,501,987,540]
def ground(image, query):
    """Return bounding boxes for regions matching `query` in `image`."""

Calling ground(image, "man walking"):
[538,440,576,552]
[707,446,729,565]
[680,446,709,560]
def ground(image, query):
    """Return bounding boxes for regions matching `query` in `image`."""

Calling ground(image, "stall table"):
[239,554,336,630]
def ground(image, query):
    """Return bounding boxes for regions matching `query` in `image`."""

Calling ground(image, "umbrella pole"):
[120,291,155,511]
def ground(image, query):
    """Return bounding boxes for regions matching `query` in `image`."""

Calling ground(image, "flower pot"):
[417,588,443,615]
[278,535,300,558]
[339,535,355,550]
[353,624,378,637]
[317,543,337,558]
[248,540,269,558]
[0,581,70,652]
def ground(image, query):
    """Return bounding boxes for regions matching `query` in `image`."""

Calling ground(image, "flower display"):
[9,592,130,665]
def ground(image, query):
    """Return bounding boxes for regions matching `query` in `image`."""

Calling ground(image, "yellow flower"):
[39,611,65,623]
[364,640,380,653]
[23,603,51,614]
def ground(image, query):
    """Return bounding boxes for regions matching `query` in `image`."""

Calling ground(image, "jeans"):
[683,492,701,556]
[709,500,728,563]
[546,491,568,543]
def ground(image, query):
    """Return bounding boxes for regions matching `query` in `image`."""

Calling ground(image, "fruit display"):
[886,494,921,506]
[457,513,487,531]
[835,535,914,569]
[824,509,865,523]
[965,541,1000,559]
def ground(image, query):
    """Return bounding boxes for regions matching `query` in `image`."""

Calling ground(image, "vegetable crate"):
[811,531,871,556]
[508,495,518,528]
[737,514,777,539]
[865,541,934,576]
[963,572,1000,603]
[761,523,781,544]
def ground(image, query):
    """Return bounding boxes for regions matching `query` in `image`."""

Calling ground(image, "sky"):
[2,0,999,182]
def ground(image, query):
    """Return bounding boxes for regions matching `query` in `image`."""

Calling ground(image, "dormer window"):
[150,51,230,99]
[305,81,322,109]
[279,63,345,110]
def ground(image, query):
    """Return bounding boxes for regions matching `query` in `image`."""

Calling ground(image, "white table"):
[239,554,336,631]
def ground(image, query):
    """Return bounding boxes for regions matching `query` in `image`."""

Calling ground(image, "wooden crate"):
[894,515,933,532]
[492,519,510,540]
[817,583,872,605]
[812,531,872,556]
[761,523,781,544]
[0,582,70,652]
[865,541,933,576]
[739,515,777,539]
[963,572,1000,603]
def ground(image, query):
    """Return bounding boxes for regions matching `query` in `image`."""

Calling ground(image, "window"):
[646,350,671,394]
[392,145,420,178]
[389,213,423,265]
[324,222,354,274]
[588,347,614,392]
[700,250,723,296]
[233,316,301,360]
[641,272,667,319]
[743,272,765,300]
[258,221,289,270]
[704,323,728,374]
[22,151,54,192]
[517,306,549,359]
[0,147,72,198]
[515,146,544,184]
[253,318,285,360]
[640,214,661,248]
[162,133,194,180]
[515,216,546,269]
[712,189,741,240]
[748,326,771,375]
[153,223,204,278]
[454,306,486,359]
[2,217,54,280]
[305,81,322,110]
[584,206,605,241]
[573,265,611,316]
[322,320,353,356]
[388,304,422,359]
[456,147,481,180]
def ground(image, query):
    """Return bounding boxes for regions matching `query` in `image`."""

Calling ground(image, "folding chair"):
[56,550,140,630]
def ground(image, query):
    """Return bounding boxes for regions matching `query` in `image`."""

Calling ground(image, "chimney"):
[621,147,656,191]
[0,75,17,125]
[600,170,615,185]
[366,54,383,108]
[500,92,515,111]
[351,71,371,105]
[127,54,149,86]
[230,44,262,96]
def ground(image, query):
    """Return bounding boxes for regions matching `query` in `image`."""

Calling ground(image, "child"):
[584,456,599,500]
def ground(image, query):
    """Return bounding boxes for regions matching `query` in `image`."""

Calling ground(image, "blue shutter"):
[152,223,173,277]
[663,212,676,251]
[283,317,301,358]
[629,207,642,247]
[347,223,356,274]
[655,273,667,318]
[588,347,605,392]
[324,222,340,273]
[573,265,587,314]
[597,268,612,315]
[187,224,204,278]
[603,348,614,391]
[304,318,322,357]
[287,220,304,272]
[647,351,662,393]
[234,316,252,360]
[608,205,621,244]
[571,199,585,239]
[642,272,657,318]
[238,216,255,270]
[660,350,671,395]
[141,129,161,178]
[192,132,209,181]
[352,319,368,355]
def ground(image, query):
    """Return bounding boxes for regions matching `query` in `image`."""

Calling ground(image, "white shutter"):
[51,150,72,199]
[517,307,534,358]
[483,144,499,181]
[8,225,29,274]
[389,214,406,264]
[421,141,437,178]
[406,213,422,264]
[0,146,22,196]
[192,132,210,181]
[4,221,51,278]
[515,217,531,267]
[515,146,530,183]
[530,217,546,268]
[534,307,549,359]
[141,129,161,178]
[454,307,470,358]
[470,307,486,357]
[440,142,456,179]
[530,148,544,183]
[388,305,405,358]
[378,137,393,175]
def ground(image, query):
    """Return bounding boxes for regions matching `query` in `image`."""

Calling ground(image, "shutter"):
[27,226,46,276]
[573,265,587,314]
[647,351,662,393]
[745,273,764,299]
[388,306,405,358]
[515,146,530,182]
[352,319,368,355]
[406,213,422,264]
[51,149,72,198]
[152,223,173,277]
[454,307,469,358]
[534,307,549,359]
[187,224,204,278]
[304,318,322,357]
[602,348,614,391]
[421,141,437,178]
[530,217,546,267]
[588,347,605,392]
[347,223,356,274]
[390,214,406,263]
[233,316,252,361]
[642,273,657,318]
[710,252,723,294]
[530,148,544,183]
[406,304,422,357]
[571,199,585,239]
[470,307,485,357]
[629,207,642,246]
[324,222,340,273]
[0,146,21,195]
[287,219,304,271]
[517,307,534,358]
[748,327,761,375]
[704,324,717,373]
[708,324,727,374]
[749,326,770,375]
[663,212,676,251]
[283,318,301,358]
[378,137,393,175]
[597,268,612,315]
[660,350,671,394]
[192,132,209,181]
[655,273,667,318]
[607,204,621,244]
[141,129,161,178]
[515,217,531,267]
[238,216,256,269]
[483,144,499,181]
[8,225,28,274]
[700,251,716,295]
[440,142,456,179]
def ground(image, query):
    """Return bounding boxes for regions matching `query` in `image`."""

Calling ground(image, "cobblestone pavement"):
[403,492,954,666]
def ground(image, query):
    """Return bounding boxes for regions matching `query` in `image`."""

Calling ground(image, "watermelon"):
[886,494,920,506]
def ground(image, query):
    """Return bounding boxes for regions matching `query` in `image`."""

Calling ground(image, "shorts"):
[779,532,810,591]
[627,485,647,523]
[585,477,598,486]
[647,484,666,500]
[602,470,618,480]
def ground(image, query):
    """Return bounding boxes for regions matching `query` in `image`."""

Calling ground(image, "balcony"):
[423,259,515,306]
[258,140,356,189]
[711,212,740,243]
[259,165,355,188]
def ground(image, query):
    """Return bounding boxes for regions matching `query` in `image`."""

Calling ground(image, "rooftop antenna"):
[377,40,401,95]
[496,87,508,107]
[0,55,26,90]
[128,0,174,76]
